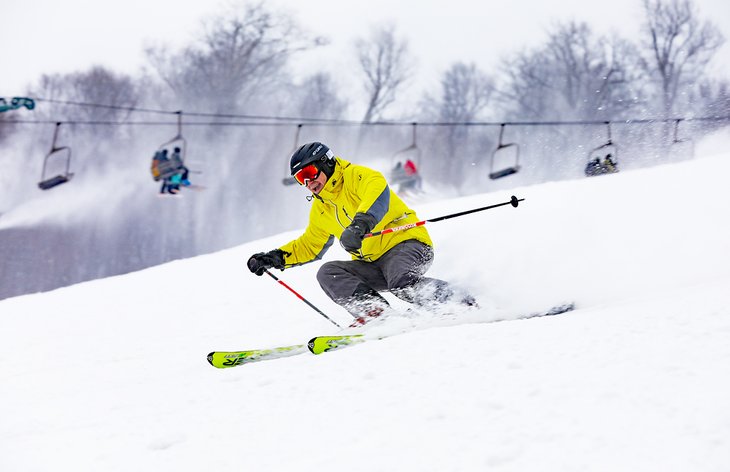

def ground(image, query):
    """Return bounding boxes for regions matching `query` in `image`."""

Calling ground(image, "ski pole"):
[365,195,524,238]
[264,269,343,329]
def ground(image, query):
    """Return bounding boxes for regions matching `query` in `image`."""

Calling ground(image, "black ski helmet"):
[290,142,336,179]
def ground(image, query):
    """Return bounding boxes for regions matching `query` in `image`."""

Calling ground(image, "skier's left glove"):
[247,249,286,276]
[340,213,378,253]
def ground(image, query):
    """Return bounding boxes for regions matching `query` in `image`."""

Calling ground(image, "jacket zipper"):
[325,199,351,229]
[326,199,365,260]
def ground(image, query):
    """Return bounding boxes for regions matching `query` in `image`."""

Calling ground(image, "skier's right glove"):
[247,249,286,276]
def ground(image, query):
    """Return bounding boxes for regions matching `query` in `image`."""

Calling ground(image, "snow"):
[2,144,730,471]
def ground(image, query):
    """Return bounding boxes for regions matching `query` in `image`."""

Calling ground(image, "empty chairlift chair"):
[668,119,694,160]
[38,122,74,190]
[282,124,303,186]
[489,124,520,179]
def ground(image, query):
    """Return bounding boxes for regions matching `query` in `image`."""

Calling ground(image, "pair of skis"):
[206,302,575,369]
[206,334,366,368]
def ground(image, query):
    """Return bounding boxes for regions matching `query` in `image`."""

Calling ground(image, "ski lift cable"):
[5,115,730,130]
[34,97,173,116]
[32,97,357,124]
[29,97,730,127]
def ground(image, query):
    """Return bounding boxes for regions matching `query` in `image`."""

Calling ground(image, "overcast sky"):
[3,0,729,111]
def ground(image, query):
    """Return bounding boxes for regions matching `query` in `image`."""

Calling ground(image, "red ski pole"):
[264,269,343,328]
[365,195,524,238]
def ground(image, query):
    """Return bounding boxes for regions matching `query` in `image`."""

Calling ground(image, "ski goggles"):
[293,163,321,186]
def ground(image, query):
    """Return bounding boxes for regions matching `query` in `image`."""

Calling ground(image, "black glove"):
[340,213,378,253]
[247,249,286,276]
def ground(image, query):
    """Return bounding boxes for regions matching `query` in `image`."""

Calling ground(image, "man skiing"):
[247,142,475,326]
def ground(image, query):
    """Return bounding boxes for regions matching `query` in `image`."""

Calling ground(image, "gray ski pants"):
[316,239,455,316]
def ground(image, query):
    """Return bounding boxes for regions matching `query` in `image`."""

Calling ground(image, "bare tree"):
[294,73,347,120]
[355,25,414,123]
[32,66,140,138]
[0,106,21,144]
[498,49,553,121]
[437,62,494,123]
[416,62,495,186]
[640,0,725,117]
[429,62,494,155]
[701,79,730,117]
[499,22,644,121]
[547,23,644,118]
[146,1,324,113]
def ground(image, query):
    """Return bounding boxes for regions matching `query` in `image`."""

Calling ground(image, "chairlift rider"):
[151,147,191,195]
[390,158,422,192]
[584,153,619,177]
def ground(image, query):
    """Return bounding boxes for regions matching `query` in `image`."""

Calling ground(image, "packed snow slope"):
[2,149,730,472]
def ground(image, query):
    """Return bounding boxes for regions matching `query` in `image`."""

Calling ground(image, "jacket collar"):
[316,157,349,201]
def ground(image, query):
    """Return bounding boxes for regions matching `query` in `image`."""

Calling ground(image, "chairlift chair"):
[585,121,619,177]
[153,111,188,180]
[282,124,303,186]
[390,123,422,166]
[389,123,423,192]
[38,122,74,190]
[0,96,35,113]
[489,123,520,179]
[155,137,187,177]
[669,119,694,159]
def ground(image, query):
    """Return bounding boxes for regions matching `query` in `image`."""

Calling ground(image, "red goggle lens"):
[293,164,320,185]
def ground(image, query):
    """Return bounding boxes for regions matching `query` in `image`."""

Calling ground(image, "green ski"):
[306,302,576,355]
[207,344,309,368]
[307,334,368,355]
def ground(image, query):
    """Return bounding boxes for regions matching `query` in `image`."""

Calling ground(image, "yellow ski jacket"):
[280,158,432,267]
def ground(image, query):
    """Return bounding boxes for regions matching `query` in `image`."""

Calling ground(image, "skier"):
[247,142,475,326]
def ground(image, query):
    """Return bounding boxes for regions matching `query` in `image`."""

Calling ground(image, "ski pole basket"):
[38,122,74,190]
[489,123,520,179]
